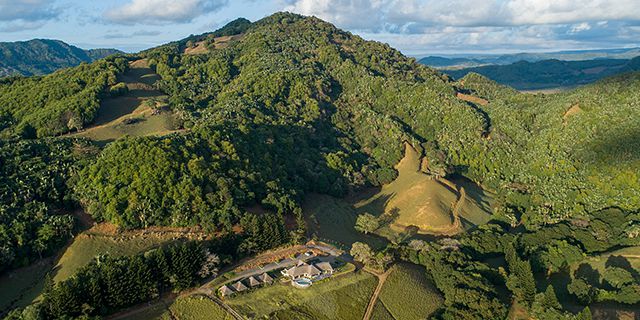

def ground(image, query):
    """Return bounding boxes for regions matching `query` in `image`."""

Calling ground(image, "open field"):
[371,300,395,320]
[71,59,181,143]
[303,194,388,250]
[572,246,640,274]
[161,295,234,320]
[0,221,207,314]
[53,224,196,282]
[354,143,458,233]
[373,263,443,320]
[226,270,376,320]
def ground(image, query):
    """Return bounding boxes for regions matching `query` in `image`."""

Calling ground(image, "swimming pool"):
[292,277,312,288]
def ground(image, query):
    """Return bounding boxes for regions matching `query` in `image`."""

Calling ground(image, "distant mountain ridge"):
[419,47,640,69]
[0,39,122,77]
[443,56,640,90]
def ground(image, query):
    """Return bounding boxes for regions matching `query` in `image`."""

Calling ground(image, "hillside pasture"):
[72,59,181,143]
[226,270,376,320]
[353,143,493,236]
[304,143,495,245]
[53,223,207,283]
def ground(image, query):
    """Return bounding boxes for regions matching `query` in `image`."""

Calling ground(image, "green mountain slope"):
[0,39,122,77]
[2,13,640,320]
[445,57,640,90]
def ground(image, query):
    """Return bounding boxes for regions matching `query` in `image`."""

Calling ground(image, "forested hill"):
[1,12,640,320]
[444,57,640,90]
[0,39,122,77]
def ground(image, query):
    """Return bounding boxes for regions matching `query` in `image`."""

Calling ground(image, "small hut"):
[259,272,274,284]
[232,280,248,292]
[247,276,261,287]
[218,285,234,297]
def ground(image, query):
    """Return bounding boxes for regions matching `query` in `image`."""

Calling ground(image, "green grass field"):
[0,259,53,313]
[53,232,185,282]
[375,263,443,320]
[162,295,234,320]
[371,299,396,320]
[303,194,388,250]
[226,270,377,320]
[72,59,181,143]
[575,246,640,272]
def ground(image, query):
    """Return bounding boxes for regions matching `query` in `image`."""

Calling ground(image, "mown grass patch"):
[226,270,376,320]
[377,263,443,320]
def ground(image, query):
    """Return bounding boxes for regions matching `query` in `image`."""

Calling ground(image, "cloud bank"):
[283,0,640,53]
[0,0,61,32]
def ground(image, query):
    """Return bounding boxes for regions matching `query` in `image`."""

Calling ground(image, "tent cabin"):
[232,280,248,292]
[218,285,234,297]
[259,272,274,284]
[247,276,261,287]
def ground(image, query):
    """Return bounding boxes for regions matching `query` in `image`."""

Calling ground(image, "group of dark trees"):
[395,207,639,319]
[4,241,217,319]
[0,56,128,137]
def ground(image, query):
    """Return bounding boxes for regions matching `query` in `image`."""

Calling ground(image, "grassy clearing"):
[116,302,169,320]
[0,259,53,312]
[570,246,640,276]
[354,143,457,232]
[226,270,376,320]
[162,295,233,320]
[376,263,443,320]
[305,143,494,245]
[303,194,388,250]
[72,59,181,143]
[53,233,181,282]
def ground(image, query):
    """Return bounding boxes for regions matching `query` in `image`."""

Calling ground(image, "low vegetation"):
[161,295,233,320]
[375,263,443,320]
[227,270,376,319]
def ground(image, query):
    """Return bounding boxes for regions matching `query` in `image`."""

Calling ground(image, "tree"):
[350,242,373,264]
[602,267,634,289]
[540,285,561,310]
[355,213,379,234]
[567,278,596,305]
[505,244,537,305]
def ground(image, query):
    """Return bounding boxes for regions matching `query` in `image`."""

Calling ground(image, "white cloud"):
[284,0,640,31]
[570,22,591,33]
[281,0,640,53]
[105,0,229,24]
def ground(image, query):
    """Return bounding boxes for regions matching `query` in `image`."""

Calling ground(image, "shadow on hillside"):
[578,129,640,165]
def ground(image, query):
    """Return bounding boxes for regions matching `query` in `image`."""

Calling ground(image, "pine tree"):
[541,285,561,310]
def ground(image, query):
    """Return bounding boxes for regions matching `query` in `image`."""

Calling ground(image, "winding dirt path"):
[363,268,392,320]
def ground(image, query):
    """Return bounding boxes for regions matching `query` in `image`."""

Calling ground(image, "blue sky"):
[1,0,639,55]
